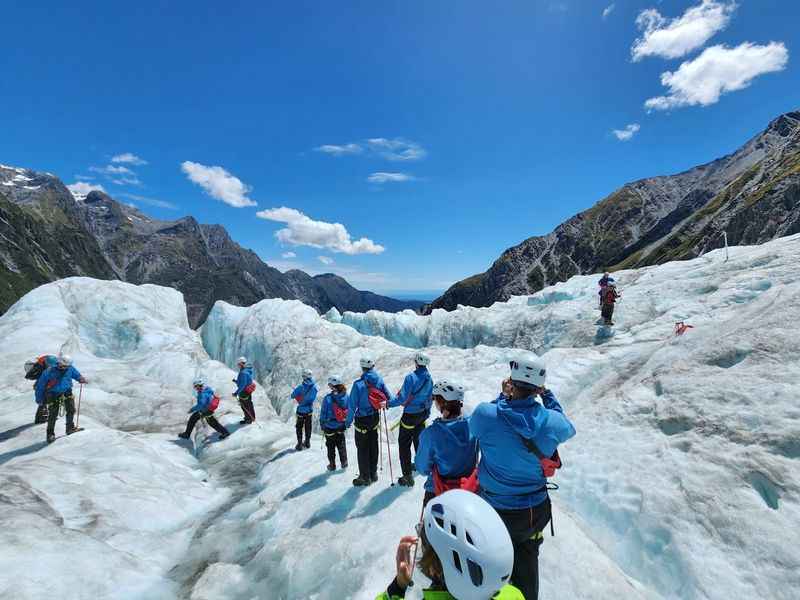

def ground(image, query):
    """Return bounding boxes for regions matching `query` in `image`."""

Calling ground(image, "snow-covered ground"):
[2,235,799,599]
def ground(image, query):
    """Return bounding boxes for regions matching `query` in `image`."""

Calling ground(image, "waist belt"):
[354,422,380,434]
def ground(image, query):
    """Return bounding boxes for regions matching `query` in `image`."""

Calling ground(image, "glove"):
[187,409,194,414]
[232,392,237,397]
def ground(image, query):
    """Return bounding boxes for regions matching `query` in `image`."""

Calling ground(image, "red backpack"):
[432,466,480,496]
[244,382,257,395]
[332,398,349,422]
[208,394,221,412]
[367,383,388,411]
[519,436,562,478]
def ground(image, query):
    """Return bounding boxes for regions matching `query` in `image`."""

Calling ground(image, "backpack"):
[244,382,257,395]
[367,382,388,411]
[332,397,349,422]
[519,435,562,478]
[603,288,618,305]
[24,361,44,381]
[208,394,221,412]
[432,465,480,496]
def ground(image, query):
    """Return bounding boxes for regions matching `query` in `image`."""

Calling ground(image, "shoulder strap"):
[403,373,431,407]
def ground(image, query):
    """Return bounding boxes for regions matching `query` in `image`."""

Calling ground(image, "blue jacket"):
[190,386,217,413]
[234,365,254,396]
[469,390,576,510]
[292,379,317,415]
[319,391,352,431]
[32,356,59,404]
[349,370,394,418]
[415,417,478,493]
[35,365,83,402]
[388,367,433,415]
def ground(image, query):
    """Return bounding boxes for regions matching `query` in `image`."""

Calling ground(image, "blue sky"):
[1,1,798,296]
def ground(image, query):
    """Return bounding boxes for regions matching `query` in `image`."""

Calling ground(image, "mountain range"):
[0,166,421,327]
[428,110,800,312]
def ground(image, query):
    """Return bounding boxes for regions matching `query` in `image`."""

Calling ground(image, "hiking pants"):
[296,412,312,445]
[398,411,427,477]
[601,303,615,323]
[34,402,49,424]
[184,411,229,437]
[238,393,256,423]
[354,413,380,480]
[324,428,347,467]
[46,392,75,437]
[496,498,552,600]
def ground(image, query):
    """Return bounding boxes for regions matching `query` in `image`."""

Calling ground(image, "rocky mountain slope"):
[0,165,420,326]
[429,110,800,311]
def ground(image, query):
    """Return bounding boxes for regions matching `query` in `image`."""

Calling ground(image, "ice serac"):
[204,234,800,599]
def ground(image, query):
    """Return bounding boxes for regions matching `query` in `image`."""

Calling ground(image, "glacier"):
[1,235,799,599]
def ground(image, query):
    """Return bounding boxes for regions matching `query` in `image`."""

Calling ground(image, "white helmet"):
[57,354,73,367]
[193,378,204,388]
[327,375,343,387]
[509,355,547,387]
[237,356,248,366]
[432,380,464,403]
[360,357,375,370]
[423,490,514,599]
[414,351,430,367]
[302,368,313,380]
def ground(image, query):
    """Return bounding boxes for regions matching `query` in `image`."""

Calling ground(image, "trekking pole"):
[407,503,427,589]
[382,408,395,486]
[76,383,83,428]
[379,416,384,474]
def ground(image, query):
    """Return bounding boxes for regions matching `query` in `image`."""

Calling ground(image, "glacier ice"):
[1,235,800,599]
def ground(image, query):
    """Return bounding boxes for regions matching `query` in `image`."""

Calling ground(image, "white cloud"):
[75,174,94,181]
[318,256,335,265]
[367,172,415,183]
[256,206,385,255]
[118,193,178,210]
[612,123,641,141]
[181,161,256,208]
[282,251,297,259]
[90,165,134,176]
[632,1,736,62]
[602,4,615,19]
[111,153,148,166]
[111,176,143,186]
[314,143,363,156]
[66,181,105,199]
[366,138,427,161]
[645,42,789,111]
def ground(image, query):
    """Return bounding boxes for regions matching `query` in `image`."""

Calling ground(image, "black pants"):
[601,303,615,323]
[46,392,75,437]
[324,428,348,467]
[238,393,256,422]
[34,402,49,424]
[296,412,312,445]
[496,498,552,600]
[184,411,229,437]
[398,411,427,477]
[354,413,380,479]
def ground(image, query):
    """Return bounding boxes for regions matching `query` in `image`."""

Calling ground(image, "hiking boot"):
[327,463,336,472]
[352,476,372,487]
[219,432,230,440]
[303,440,311,449]
[47,433,56,444]
[341,462,348,470]
[240,419,251,425]
[66,425,82,435]
[397,475,414,487]
[178,432,190,440]
[370,473,379,483]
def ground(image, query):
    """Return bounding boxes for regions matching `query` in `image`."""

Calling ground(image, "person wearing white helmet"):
[469,355,576,600]
[415,380,478,508]
[179,379,230,440]
[377,489,524,599]
[599,281,621,326]
[232,357,257,425]
[349,356,394,486]
[319,375,351,471]
[387,352,433,487]
[35,353,88,444]
[24,354,58,424]
[291,368,317,450]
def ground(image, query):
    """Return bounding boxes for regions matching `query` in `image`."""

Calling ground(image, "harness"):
[401,373,432,410]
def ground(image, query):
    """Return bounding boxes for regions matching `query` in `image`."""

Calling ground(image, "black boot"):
[295,442,303,451]
[47,433,56,444]
[341,461,348,470]
[178,432,190,439]
[327,463,336,472]
[352,475,372,486]
[398,474,415,487]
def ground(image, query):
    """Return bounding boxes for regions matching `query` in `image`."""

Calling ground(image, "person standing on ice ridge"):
[377,490,523,599]
[387,351,433,487]
[35,354,87,444]
[598,272,614,309]
[469,356,576,600]
[292,369,317,450]
[232,357,256,424]
[600,282,621,326]
[25,354,58,424]
[349,356,394,486]
[179,379,230,440]
[319,375,351,471]
[415,380,478,508]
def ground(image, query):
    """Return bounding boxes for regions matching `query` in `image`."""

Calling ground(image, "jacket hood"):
[361,370,381,386]
[434,418,472,449]
[495,396,543,440]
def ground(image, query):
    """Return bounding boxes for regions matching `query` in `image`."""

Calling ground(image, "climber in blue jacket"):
[292,370,318,450]
[388,352,433,487]
[179,379,230,440]
[469,355,576,600]
[232,357,256,425]
[319,375,351,471]
[35,354,88,444]
[415,379,478,508]
[349,357,394,486]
